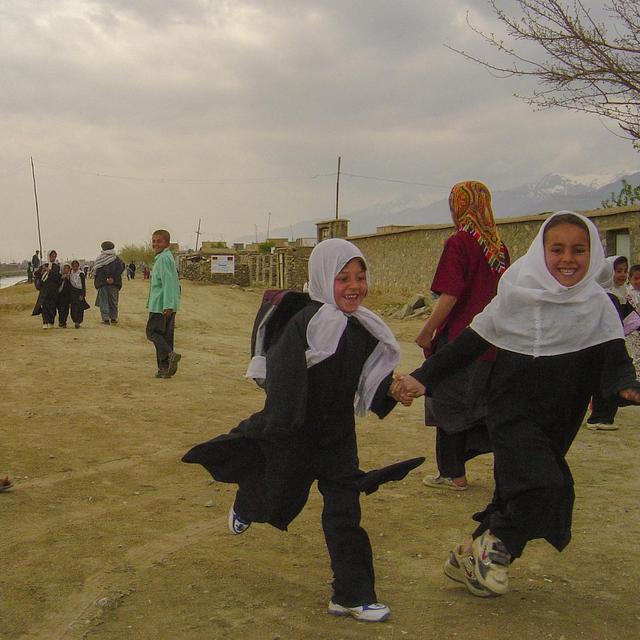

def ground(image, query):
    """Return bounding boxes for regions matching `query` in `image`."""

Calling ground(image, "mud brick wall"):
[349,206,640,298]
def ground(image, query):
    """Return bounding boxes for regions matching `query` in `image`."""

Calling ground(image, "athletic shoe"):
[167,352,182,376]
[443,545,493,597]
[472,531,511,595]
[586,422,618,431]
[155,369,170,379]
[228,505,251,535]
[101,320,110,325]
[43,324,49,330]
[422,475,467,491]
[328,601,390,623]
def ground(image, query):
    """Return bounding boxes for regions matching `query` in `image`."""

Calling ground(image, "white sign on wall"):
[211,254,235,274]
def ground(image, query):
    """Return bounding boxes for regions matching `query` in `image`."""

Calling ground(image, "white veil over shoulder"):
[471,211,623,357]
[306,238,401,415]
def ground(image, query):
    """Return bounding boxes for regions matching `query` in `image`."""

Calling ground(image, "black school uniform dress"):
[412,328,639,558]
[184,301,423,607]
[57,277,72,326]
[31,266,61,324]
[69,271,90,325]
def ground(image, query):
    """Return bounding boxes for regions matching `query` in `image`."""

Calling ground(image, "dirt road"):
[2,279,639,639]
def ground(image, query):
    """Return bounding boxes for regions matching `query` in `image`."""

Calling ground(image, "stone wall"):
[349,206,640,297]
[181,260,250,287]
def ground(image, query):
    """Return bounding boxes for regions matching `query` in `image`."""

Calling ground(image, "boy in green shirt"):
[146,229,181,378]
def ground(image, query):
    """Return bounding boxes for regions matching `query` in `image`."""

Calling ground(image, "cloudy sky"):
[1,0,637,262]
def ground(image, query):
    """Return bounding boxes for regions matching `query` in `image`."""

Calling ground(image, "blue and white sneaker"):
[227,505,251,535]
[328,600,390,623]
[472,531,511,595]
[444,544,493,597]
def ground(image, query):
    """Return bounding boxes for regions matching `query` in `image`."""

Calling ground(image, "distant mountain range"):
[252,171,640,241]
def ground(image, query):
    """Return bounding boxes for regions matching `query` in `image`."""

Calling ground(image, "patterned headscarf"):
[449,180,507,274]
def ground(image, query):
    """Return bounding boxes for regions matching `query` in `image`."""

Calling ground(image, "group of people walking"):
[182,180,640,623]
[31,250,90,329]
[30,242,138,328]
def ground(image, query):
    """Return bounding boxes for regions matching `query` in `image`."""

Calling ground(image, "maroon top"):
[430,231,509,361]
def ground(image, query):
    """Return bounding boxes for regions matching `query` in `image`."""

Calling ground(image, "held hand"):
[106,277,114,285]
[162,308,173,317]
[390,374,426,405]
[619,388,640,404]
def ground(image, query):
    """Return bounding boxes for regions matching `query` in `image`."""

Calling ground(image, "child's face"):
[333,258,368,314]
[72,262,79,271]
[63,265,71,275]
[613,263,628,287]
[630,271,640,291]
[152,234,170,254]
[543,223,590,287]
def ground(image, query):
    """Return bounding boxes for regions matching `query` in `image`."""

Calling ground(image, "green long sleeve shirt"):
[146,248,181,313]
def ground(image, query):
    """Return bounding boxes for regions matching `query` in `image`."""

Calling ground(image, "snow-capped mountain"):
[247,171,640,241]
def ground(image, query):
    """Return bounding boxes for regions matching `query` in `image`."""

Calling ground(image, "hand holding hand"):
[390,374,426,405]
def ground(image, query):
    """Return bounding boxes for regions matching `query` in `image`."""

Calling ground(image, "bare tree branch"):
[447,0,640,142]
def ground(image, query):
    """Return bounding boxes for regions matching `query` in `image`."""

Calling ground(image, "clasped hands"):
[389,374,426,406]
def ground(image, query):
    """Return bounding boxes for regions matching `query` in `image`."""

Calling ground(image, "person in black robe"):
[32,263,61,328]
[394,212,640,599]
[183,239,423,623]
[69,260,90,328]
[57,263,73,328]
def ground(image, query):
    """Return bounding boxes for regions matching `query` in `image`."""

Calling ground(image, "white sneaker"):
[423,475,467,491]
[43,323,49,330]
[328,600,390,623]
[444,545,493,597]
[227,504,251,535]
[472,531,511,595]
[586,422,618,431]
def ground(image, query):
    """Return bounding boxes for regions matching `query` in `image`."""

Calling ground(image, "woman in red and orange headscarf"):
[415,180,509,491]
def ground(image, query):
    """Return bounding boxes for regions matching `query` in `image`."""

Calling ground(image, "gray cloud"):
[1,0,637,261]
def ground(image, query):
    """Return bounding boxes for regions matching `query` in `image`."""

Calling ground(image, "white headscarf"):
[602,255,628,303]
[471,211,624,357]
[306,238,401,415]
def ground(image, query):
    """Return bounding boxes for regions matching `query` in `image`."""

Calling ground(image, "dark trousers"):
[436,429,467,478]
[234,467,376,607]
[70,300,85,325]
[42,301,56,324]
[146,312,176,370]
[319,478,376,607]
[57,300,70,326]
[587,391,618,424]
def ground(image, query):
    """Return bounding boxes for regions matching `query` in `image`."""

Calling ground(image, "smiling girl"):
[394,211,640,598]
[183,239,423,622]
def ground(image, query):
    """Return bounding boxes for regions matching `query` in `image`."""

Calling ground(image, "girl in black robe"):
[57,263,73,328]
[31,263,61,328]
[69,260,90,328]
[183,239,423,623]
[394,212,640,598]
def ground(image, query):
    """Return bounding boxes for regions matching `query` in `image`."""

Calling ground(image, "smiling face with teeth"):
[333,258,368,313]
[543,222,590,287]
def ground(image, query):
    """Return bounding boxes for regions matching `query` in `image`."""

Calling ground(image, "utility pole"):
[254,224,258,243]
[266,212,272,241]
[335,156,341,220]
[195,218,202,252]
[30,157,43,258]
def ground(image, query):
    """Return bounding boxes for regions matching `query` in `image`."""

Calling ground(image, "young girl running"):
[183,239,423,622]
[394,211,640,597]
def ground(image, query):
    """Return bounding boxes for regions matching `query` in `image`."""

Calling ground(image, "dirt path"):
[2,279,639,639]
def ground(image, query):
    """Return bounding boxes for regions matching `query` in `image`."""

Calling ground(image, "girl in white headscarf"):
[397,212,640,599]
[183,239,423,623]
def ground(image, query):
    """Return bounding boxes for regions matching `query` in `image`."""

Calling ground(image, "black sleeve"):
[261,311,310,441]
[410,328,491,393]
[80,272,86,296]
[369,372,397,419]
[599,339,640,404]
